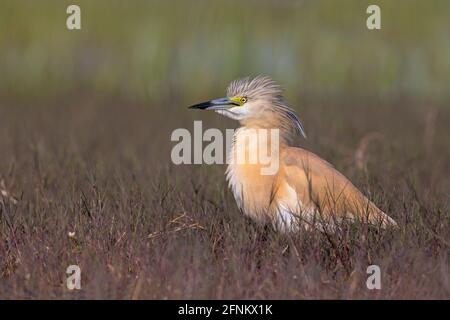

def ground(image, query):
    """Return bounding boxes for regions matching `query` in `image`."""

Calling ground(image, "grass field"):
[0,0,449,299]
[0,97,448,299]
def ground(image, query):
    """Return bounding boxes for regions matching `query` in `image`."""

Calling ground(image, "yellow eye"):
[241,97,247,104]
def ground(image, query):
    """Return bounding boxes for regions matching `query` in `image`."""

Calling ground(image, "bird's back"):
[271,147,396,230]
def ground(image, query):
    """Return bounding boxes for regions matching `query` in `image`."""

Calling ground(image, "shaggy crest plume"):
[227,76,283,100]
[228,76,306,139]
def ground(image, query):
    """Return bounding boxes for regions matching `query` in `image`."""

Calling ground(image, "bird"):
[189,76,397,233]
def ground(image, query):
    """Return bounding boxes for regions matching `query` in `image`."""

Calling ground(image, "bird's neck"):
[238,118,292,147]
[226,123,286,218]
[227,122,288,170]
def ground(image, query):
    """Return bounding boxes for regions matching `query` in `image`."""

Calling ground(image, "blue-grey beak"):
[189,97,238,110]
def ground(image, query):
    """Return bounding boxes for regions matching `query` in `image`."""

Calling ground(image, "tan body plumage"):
[190,76,397,232]
[227,132,396,231]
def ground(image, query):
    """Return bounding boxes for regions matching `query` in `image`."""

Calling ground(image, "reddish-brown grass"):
[0,98,448,299]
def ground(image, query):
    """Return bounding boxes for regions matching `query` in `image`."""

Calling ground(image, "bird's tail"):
[367,204,398,228]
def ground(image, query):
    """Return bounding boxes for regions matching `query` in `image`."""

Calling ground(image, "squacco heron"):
[190,76,397,232]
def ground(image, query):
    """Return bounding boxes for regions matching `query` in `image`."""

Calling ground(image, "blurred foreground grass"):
[1,0,450,106]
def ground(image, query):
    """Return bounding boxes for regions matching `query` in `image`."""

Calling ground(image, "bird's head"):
[189,75,306,138]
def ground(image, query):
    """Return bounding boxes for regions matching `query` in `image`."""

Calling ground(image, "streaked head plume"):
[227,76,306,140]
[189,75,306,142]
[227,76,283,101]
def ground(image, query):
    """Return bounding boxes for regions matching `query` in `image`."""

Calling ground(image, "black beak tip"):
[188,102,210,110]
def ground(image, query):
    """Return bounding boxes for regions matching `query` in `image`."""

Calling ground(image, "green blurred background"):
[1,0,449,106]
